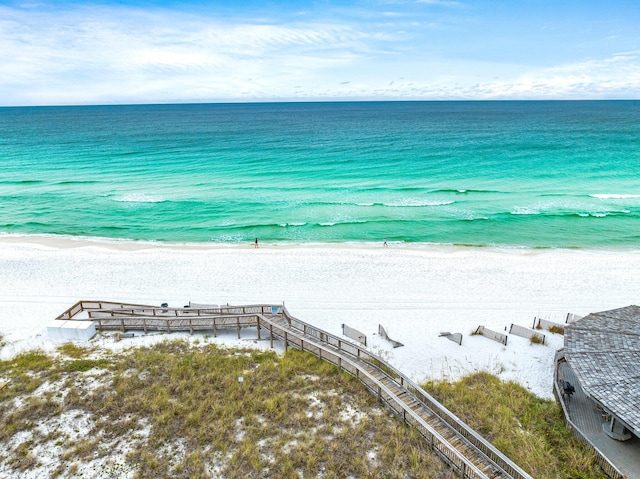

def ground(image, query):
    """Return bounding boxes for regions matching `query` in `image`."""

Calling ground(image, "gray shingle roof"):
[565,305,640,436]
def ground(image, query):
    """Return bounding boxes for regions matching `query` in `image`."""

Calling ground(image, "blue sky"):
[1,0,639,105]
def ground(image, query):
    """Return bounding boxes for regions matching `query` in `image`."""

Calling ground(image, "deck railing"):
[553,350,627,479]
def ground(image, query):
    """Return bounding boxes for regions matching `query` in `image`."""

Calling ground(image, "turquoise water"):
[1,101,639,248]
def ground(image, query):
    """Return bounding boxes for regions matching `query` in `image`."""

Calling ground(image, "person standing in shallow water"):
[254,238,259,248]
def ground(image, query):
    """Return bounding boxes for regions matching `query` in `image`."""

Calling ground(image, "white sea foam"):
[111,193,165,203]
[511,206,540,215]
[319,219,367,227]
[579,209,631,217]
[384,199,455,207]
[279,222,307,227]
[458,213,489,221]
[590,194,640,199]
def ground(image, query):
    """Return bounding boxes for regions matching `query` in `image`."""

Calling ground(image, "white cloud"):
[285,50,640,101]
[0,5,373,104]
[491,52,640,99]
[0,4,638,104]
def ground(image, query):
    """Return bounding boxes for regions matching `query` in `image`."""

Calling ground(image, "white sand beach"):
[1,236,639,399]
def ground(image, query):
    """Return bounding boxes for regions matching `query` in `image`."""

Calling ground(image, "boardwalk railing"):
[280,306,533,479]
[56,300,278,321]
[258,314,488,478]
[57,301,534,479]
[553,350,626,479]
[58,301,276,337]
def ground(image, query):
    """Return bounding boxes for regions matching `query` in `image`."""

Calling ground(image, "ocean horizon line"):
[2,98,639,109]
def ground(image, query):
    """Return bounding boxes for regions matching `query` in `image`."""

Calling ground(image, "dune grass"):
[530,334,544,344]
[422,372,608,479]
[0,340,454,479]
[0,339,613,479]
[548,325,565,335]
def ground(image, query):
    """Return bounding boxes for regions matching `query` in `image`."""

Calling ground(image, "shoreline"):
[2,233,640,255]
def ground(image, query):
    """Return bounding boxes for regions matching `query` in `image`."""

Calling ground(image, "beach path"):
[59,300,533,479]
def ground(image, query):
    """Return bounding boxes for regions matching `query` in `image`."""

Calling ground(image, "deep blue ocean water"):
[1,101,639,248]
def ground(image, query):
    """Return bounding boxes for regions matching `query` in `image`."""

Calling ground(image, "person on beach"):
[383,238,388,247]
[254,237,259,248]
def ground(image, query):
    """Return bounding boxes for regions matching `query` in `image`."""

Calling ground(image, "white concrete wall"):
[47,321,96,341]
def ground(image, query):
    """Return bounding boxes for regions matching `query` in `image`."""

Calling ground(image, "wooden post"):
[121,317,125,332]
[213,317,217,338]
[166,319,170,333]
[284,332,288,351]
[144,318,147,334]
[237,317,241,339]
[269,324,273,348]
[257,318,261,340]
[189,318,193,335]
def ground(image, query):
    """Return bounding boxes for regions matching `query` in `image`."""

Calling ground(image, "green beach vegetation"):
[0,340,452,479]
[0,339,607,479]
[422,373,607,479]
[548,325,565,335]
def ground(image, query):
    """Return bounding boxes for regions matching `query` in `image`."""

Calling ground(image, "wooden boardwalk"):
[57,301,534,479]
[558,361,640,479]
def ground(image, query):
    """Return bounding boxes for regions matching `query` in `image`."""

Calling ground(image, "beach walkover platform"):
[553,305,640,479]
[56,300,534,479]
[556,359,640,479]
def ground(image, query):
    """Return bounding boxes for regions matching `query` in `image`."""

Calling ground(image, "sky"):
[0,0,639,105]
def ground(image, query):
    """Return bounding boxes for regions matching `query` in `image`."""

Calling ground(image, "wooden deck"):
[559,361,640,479]
[57,300,534,479]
